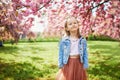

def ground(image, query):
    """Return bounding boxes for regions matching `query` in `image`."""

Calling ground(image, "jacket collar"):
[62,36,83,41]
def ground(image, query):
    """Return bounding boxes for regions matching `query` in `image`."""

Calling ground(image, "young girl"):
[56,17,89,80]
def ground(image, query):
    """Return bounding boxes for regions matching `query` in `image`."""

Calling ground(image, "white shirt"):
[69,39,79,55]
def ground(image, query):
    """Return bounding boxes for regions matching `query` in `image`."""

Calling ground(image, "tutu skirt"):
[56,57,87,80]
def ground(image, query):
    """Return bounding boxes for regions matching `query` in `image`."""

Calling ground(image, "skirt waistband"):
[69,55,80,58]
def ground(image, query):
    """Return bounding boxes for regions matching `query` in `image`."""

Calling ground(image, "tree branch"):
[38,0,52,11]
[16,0,52,13]
[84,0,110,21]
[91,0,110,10]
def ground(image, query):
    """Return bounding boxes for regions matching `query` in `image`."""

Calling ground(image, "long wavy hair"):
[64,18,81,38]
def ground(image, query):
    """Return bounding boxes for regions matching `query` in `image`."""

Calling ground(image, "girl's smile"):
[67,17,79,32]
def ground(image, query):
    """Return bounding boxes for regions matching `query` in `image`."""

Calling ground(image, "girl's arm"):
[58,39,64,69]
[83,38,89,69]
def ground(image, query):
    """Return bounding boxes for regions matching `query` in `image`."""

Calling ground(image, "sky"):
[28,15,47,33]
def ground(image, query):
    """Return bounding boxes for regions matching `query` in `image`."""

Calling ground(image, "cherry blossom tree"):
[0,0,120,45]
[44,0,120,40]
[0,0,51,44]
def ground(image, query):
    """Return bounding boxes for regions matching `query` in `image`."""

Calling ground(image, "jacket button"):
[81,54,82,56]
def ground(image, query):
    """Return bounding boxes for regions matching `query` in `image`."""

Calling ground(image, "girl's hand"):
[83,68,87,71]
[59,68,62,71]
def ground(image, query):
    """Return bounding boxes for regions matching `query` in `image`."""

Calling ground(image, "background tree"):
[0,0,120,44]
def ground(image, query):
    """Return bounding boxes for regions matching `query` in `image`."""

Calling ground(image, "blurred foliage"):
[88,34,119,41]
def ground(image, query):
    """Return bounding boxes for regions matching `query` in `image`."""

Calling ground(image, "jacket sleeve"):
[83,38,89,69]
[58,39,64,68]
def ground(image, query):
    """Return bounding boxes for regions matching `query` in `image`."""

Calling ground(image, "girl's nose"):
[72,23,75,26]
[73,24,76,27]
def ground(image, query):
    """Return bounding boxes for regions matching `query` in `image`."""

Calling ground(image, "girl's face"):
[66,17,79,32]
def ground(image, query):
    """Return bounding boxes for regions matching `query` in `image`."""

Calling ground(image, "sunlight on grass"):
[88,41,120,80]
[0,41,120,80]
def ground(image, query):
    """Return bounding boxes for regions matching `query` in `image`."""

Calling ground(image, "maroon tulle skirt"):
[56,57,87,80]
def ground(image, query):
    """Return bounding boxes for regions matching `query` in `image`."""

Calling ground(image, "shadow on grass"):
[90,44,111,49]
[0,61,39,80]
[88,42,120,80]
[90,44,120,55]
[88,57,120,80]
[0,59,57,80]
[0,44,47,55]
[30,56,44,61]
[0,46,18,54]
[88,52,120,80]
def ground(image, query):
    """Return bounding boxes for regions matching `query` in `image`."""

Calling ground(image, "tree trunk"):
[0,41,3,47]
[119,40,120,47]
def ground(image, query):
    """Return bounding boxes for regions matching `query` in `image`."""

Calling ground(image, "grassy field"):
[0,41,120,80]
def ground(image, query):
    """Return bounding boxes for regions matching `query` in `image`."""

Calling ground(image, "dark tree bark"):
[0,41,3,47]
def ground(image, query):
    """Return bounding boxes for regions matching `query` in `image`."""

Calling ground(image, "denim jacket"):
[58,36,89,69]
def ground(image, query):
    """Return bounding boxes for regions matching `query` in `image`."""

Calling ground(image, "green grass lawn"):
[0,41,120,80]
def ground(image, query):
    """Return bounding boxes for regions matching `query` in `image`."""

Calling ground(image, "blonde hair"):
[64,17,81,38]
